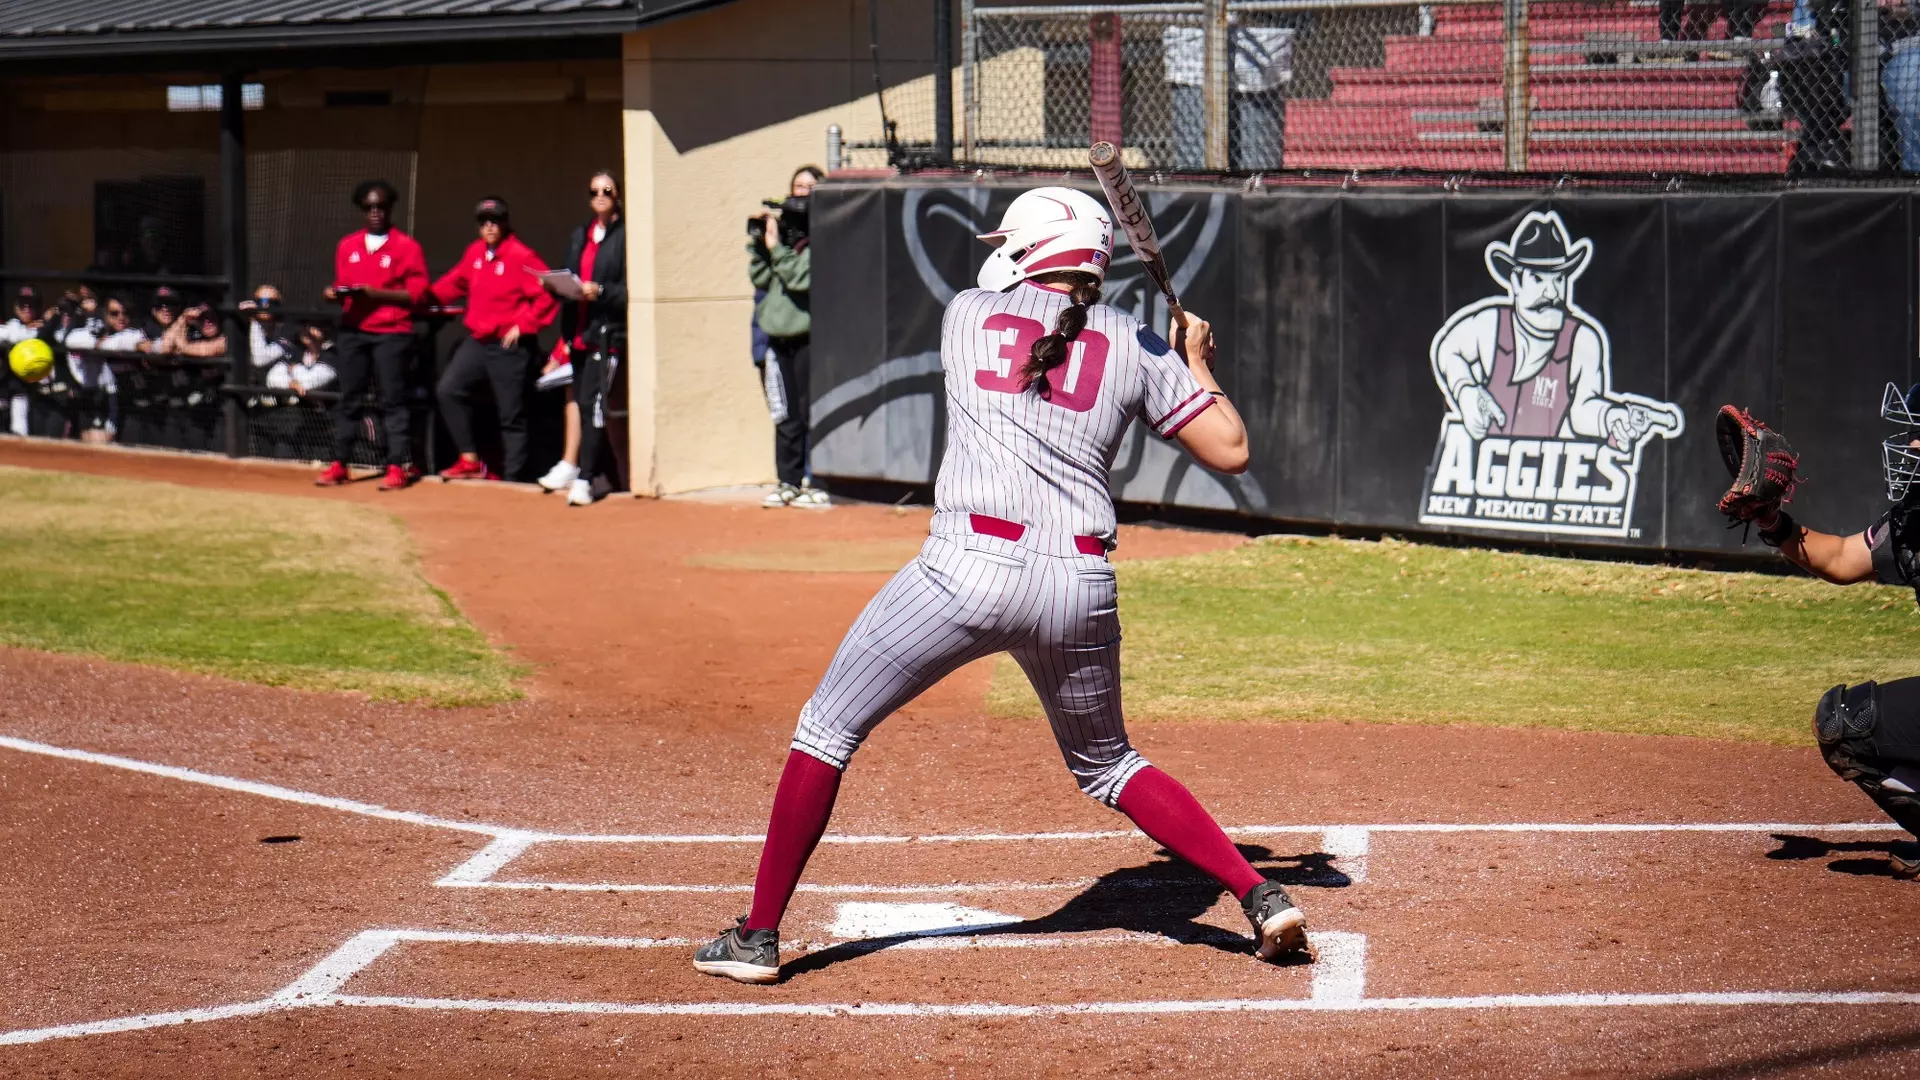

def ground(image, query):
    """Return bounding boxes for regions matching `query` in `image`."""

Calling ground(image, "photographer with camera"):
[750,165,825,509]
[237,285,297,373]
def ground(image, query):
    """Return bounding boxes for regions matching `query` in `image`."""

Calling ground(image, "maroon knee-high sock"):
[1115,766,1265,900]
[744,750,843,933]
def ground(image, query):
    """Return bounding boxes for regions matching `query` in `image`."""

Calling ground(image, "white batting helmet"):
[975,187,1113,292]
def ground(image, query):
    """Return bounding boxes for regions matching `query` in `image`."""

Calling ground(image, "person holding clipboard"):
[535,170,627,506]
[430,196,558,483]
[318,180,429,490]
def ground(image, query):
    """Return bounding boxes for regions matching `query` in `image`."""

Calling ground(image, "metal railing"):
[847,0,1919,177]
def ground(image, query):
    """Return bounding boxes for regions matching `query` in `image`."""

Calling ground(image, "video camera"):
[748,196,810,248]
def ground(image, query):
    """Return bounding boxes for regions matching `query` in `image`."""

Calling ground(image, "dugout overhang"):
[0,0,736,69]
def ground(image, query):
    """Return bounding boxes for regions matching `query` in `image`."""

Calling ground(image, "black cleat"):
[693,916,780,984]
[1241,880,1312,961]
[1891,841,1920,880]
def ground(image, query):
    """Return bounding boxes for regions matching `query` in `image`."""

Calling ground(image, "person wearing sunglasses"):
[318,180,430,491]
[536,171,628,506]
[431,196,559,483]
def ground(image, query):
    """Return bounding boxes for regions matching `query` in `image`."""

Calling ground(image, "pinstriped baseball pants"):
[791,532,1149,806]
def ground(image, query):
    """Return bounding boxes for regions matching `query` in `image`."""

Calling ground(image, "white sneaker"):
[538,460,580,493]
[566,478,594,507]
[762,484,798,508]
[792,486,831,509]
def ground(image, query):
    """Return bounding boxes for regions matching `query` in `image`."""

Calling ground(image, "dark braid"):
[1018,278,1102,395]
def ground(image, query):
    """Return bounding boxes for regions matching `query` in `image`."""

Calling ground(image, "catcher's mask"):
[1881,381,1920,500]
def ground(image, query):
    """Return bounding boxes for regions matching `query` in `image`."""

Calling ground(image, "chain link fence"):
[849,0,1920,177]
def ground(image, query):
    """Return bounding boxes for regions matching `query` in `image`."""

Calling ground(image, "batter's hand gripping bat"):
[1089,141,1186,331]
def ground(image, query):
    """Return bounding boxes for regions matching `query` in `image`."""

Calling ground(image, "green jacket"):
[748,240,810,339]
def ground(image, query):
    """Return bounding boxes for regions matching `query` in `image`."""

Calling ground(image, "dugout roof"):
[0,0,733,60]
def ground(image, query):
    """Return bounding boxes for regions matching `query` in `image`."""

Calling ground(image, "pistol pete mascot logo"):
[1419,211,1684,539]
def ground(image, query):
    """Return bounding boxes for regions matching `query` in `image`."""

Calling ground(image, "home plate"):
[828,902,1025,940]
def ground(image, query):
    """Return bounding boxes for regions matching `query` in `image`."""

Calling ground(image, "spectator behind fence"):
[1163,21,1295,170]
[148,299,226,451]
[266,323,338,396]
[68,294,148,353]
[318,180,430,491]
[1,286,43,436]
[1657,0,1764,59]
[537,170,628,507]
[432,196,558,483]
[44,294,122,444]
[47,290,103,348]
[751,165,825,509]
[1878,2,1920,171]
[238,285,297,374]
[1779,0,1852,173]
[142,287,181,341]
[152,300,227,358]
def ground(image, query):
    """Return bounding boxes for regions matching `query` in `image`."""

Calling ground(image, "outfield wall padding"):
[810,179,1916,555]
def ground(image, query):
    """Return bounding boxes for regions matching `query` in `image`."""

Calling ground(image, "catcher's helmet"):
[976,187,1113,292]
[1881,381,1920,500]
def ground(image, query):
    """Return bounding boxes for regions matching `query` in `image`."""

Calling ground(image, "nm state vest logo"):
[1418,211,1684,540]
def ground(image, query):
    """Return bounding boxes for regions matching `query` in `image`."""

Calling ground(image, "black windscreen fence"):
[810,178,1916,556]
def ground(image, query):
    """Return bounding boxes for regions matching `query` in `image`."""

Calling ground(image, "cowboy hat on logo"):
[1485,211,1593,284]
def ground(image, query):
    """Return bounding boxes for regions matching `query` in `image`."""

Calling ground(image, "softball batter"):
[694,187,1310,984]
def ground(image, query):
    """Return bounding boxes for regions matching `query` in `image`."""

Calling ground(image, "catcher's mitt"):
[1715,405,1800,524]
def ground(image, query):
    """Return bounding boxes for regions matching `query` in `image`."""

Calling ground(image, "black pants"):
[1816,677,1920,837]
[438,338,533,480]
[574,345,619,484]
[1659,0,1763,40]
[1779,43,1852,174]
[332,330,413,466]
[770,335,811,488]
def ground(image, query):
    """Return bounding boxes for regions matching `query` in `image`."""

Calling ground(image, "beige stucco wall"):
[620,0,948,495]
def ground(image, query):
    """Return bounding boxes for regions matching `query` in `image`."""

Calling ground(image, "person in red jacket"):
[317,179,430,490]
[430,196,559,481]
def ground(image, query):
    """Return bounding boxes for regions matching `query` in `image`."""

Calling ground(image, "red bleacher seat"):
[1288,0,1798,174]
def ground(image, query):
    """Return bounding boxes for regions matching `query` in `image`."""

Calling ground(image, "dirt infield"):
[3,440,1920,1078]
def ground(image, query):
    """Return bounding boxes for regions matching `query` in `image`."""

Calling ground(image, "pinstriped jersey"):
[936,281,1215,548]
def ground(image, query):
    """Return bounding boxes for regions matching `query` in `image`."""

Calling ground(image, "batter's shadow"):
[779,843,1345,980]
[1766,833,1913,877]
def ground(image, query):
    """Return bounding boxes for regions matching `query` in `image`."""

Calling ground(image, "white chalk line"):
[316,988,1920,1018]
[0,925,1334,1045]
[4,735,1900,855]
[9,921,1920,1044]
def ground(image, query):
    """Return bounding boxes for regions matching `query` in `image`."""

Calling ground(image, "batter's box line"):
[9,925,1920,1048]
[1,734,1903,895]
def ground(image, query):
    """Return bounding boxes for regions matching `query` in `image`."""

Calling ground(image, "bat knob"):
[1089,142,1118,167]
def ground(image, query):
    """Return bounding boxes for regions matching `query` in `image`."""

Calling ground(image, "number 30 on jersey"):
[975,313,1109,413]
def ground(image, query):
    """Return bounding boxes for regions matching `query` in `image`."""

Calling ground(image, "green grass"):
[988,535,1920,744]
[0,466,519,705]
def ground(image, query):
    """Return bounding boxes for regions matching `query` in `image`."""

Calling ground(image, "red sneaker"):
[378,464,420,491]
[440,457,490,481]
[314,461,350,487]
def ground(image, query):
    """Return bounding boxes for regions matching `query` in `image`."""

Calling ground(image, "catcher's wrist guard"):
[1757,511,1797,548]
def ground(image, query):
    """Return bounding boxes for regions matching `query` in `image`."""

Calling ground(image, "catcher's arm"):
[1767,516,1874,585]
[1711,403,1869,580]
